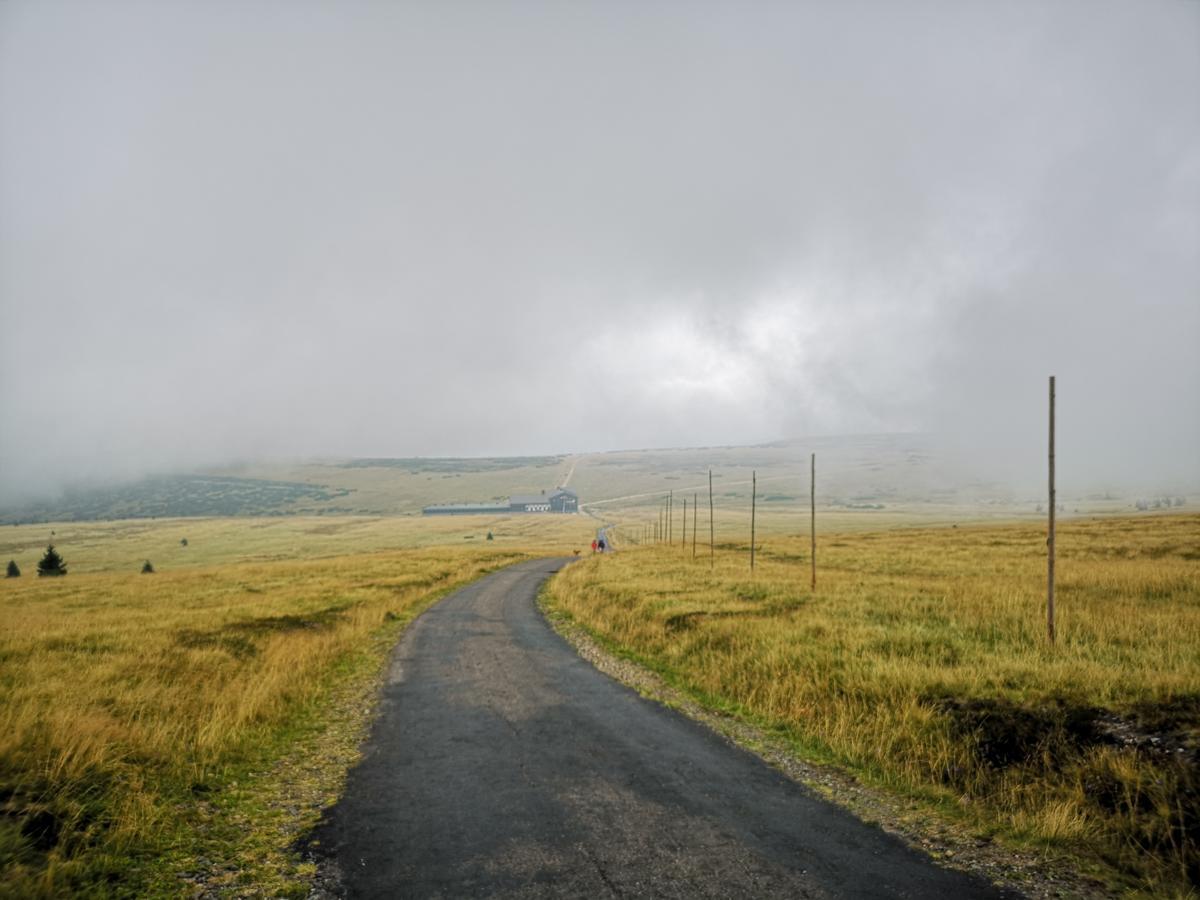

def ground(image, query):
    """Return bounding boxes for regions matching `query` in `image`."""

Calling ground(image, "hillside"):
[0,435,1188,526]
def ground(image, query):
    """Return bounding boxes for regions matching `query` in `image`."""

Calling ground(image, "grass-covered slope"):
[547,514,1200,895]
[0,514,594,897]
[2,437,1188,524]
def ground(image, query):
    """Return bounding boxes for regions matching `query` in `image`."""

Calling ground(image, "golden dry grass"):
[0,512,595,575]
[549,513,1200,895]
[0,514,594,896]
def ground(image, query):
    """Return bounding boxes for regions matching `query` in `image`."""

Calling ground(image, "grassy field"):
[3,505,1195,894]
[548,513,1200,896]
[0,514,595,897]
[0,512,595,575]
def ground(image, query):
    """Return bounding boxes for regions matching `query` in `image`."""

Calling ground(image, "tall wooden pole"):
[1048,376,1056,645]
[709,469,715,570]
[811,452,816,591]
[750,470,757,571]
[692,492,698,559]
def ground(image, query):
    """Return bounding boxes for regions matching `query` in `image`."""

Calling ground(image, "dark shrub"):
[36,544,66,577]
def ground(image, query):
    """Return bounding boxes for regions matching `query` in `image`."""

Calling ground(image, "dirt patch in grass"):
[929,694,1199,767]
[664,609,749,632]
[1119,695,1200,758]
[924,694,1198,889]
[229,604,352,634]
[928,696,1108,770]
[174,604,354,659]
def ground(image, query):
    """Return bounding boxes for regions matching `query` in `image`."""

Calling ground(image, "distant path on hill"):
[557,454,582,489]
[306,559,1012,899]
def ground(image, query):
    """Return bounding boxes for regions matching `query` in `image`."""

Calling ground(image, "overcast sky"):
[1,0,1197,501]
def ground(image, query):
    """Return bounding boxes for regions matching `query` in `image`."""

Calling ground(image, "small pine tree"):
[486,531,494,541]
[37,544,66,577]
[141,560,155,574]
[180,538,188,547]
[5,560,19,578]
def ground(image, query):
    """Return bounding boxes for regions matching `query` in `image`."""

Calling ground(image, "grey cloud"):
[1,0,1196,502]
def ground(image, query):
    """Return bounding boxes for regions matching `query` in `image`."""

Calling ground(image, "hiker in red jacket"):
[591,539,598,553]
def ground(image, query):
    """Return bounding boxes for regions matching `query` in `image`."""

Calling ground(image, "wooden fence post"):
[750,470,757,571]
[811,452,816,591]
[693,492,698,558]
[709,469,715,570]
[1048,375,1056,645]
[682,498,687,549]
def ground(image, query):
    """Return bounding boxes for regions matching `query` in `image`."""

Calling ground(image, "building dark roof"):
[421,503,511,514]
[423,487,578,515]
[510,494,549,506]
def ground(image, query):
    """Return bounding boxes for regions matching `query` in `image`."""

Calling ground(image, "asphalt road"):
[307,558,1012,898]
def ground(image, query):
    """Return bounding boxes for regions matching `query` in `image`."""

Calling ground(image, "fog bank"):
[2,1,1196,504]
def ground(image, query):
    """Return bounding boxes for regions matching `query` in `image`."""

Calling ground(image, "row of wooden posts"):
[627,454,818,590]
[618,376,1060,644]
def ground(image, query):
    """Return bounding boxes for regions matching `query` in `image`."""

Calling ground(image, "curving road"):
[307,559,1012,898]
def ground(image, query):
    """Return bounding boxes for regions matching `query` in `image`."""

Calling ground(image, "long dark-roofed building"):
[419,502,512,516]
[423,488,578,516]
